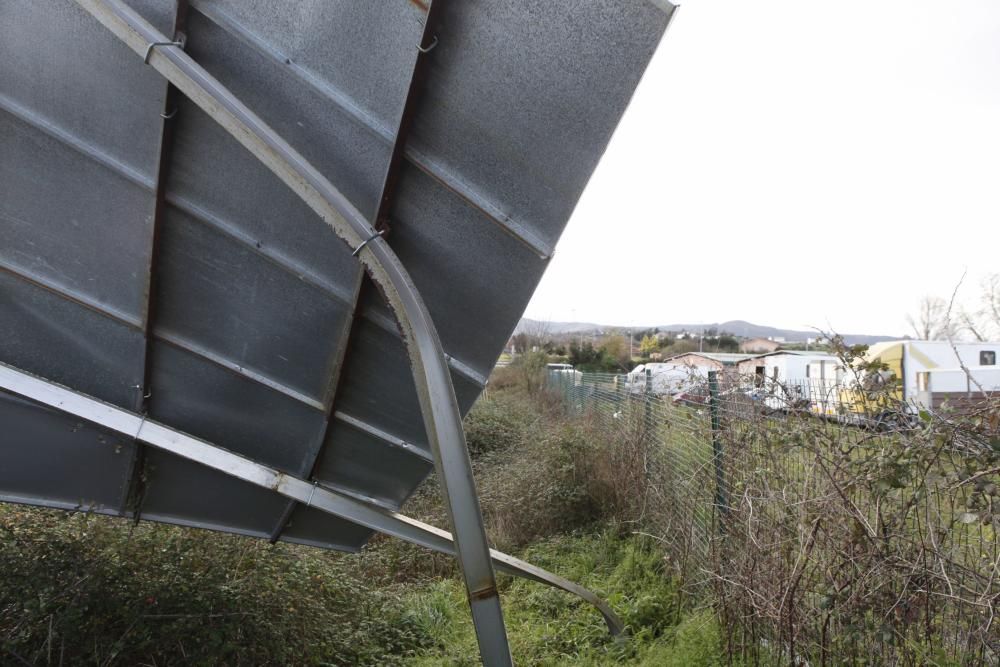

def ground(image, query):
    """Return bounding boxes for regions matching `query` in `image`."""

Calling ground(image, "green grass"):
[402,530,725,666]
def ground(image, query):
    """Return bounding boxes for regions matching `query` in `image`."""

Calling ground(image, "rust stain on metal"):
[469,585,499,602]
[407,0,429,12]
[271,473,286,492]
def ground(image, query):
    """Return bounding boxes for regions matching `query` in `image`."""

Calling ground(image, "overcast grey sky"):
[524,0,1000,336]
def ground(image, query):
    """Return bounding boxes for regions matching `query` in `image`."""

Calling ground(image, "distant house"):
[664,352,758,372]
[739,337,781,354]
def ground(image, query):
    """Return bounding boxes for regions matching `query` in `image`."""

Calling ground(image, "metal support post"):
[707,371,728,528]
[643,367,653,434]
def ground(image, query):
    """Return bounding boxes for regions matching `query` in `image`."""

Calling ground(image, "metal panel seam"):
[122,0,190,521]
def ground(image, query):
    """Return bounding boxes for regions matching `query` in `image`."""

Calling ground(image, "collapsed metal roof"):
[0,0,673,661]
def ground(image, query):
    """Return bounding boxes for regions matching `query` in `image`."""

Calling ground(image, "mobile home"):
[872,340,997,404]
[738,350,839,385]
[807,357,846,415]
[736,350,839,411]
[841,340,999,415]
[913,366,1000,412]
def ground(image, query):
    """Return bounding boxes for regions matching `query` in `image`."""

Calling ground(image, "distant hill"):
[516,317,902,346]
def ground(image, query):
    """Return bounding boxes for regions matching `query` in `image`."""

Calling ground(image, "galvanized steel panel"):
[408,0,671,254]
[0,109,153,323]
[316,418,433,510]
[333,316,430,451]
[146,342,327,474]
[155,206,351,403]
[0,0,171,181]
[193,0,422,133]
[0,269,144,407]
[139,449,296,538]
[0,393,134,512]
[280,505,375,552]
[0,0,673,550]
[389,163,550,378]
[165,94,363,297]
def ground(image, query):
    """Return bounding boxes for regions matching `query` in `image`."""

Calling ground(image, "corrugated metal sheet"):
[0,0,672,551]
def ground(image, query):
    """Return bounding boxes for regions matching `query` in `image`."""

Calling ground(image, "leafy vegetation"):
[0,360,721,665]
[0,506,433,665]
[567,339,631,373]
[12,340,993,664]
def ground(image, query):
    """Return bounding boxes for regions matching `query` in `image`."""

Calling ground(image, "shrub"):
[463,394,533,457]
[475,419,600,551]
[0,506,433,665]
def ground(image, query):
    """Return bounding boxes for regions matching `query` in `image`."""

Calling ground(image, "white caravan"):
[625,362,704,395]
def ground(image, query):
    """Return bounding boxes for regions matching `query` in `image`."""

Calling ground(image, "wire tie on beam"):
[417,35,438,53]
[143,40,184,65]
[160,108,178,120]
[351,229,386,257]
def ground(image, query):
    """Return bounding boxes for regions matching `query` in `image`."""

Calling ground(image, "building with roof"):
[665,352,758,370]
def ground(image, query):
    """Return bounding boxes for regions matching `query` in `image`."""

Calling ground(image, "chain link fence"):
[547,366,1000,665]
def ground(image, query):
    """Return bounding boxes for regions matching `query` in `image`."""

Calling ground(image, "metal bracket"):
[142,40,183,64]
[417,35,438,53]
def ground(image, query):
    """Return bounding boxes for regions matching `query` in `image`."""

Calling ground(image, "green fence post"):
[708,371,728,527]
[643,368,654,436]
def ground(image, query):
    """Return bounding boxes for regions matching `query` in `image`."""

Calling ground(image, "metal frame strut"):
[69,1,623,662]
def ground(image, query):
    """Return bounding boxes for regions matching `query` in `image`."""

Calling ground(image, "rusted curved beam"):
[71,0,623,662]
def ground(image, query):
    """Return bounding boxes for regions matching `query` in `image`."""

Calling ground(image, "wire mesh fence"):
[547,365,1000,665]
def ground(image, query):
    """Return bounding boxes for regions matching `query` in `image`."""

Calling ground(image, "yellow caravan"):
[831,340,1000,417]
[841,342,905,416]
